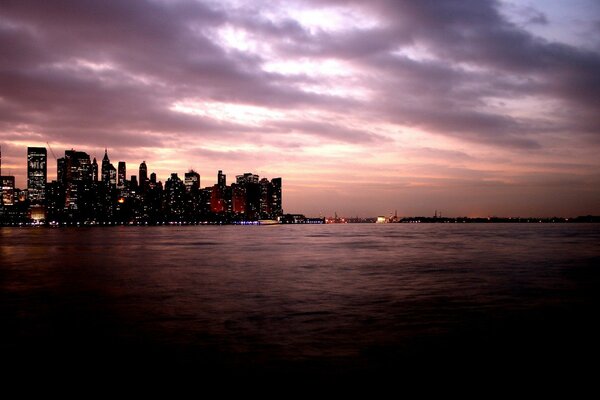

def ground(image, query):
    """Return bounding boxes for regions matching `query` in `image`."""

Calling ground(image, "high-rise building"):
[184,170,200,192]
[130,175,138,191]
[236,173,260,219]
[101,149,111,185]
[165,173,185,220]
[27,147,47,204]
[62,150,92,210]
[108,164,117,188]
[259,178,271,217]
[270,177,282,217]
[139,161,148,192]
[92,157,98,182]
[218,170,226,188]
[1,175,15,206]
[117,161,126,188]
[231,183,246,214]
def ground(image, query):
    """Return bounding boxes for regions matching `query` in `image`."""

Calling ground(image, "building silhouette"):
[117,161,126,189]
[2,145,284,224]
[139,161,148,192]
[27,147,47,204]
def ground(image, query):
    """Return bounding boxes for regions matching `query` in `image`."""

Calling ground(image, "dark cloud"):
[0,0,599,215]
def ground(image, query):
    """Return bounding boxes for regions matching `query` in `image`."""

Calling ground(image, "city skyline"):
[1,145,283,224]
[1,1,599,217]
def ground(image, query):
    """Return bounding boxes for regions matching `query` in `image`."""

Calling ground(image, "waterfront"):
[1,223,599,383]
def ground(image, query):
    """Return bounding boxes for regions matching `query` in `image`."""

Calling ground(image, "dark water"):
[1,224,599,385]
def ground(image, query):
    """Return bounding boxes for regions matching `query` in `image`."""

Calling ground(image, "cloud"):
[0,0,598,215]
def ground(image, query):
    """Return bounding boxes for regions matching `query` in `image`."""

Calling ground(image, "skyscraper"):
[165,173,185,220]
[259,178,271,217]
[270,177,282,217]
[62,150,92,210]
[1,175,15,206]
[101,149,110,184]
[236,173,260,219]
[218,170,226,188]
[139,161,148,192]
[117,161,126,189]
[92,157,98,182]
[27,147,47,204]
[184,170,200,192]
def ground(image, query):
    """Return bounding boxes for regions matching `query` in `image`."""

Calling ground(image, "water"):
[1,224,599,384]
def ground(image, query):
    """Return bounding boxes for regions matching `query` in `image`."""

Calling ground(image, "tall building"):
[165,173,185,220]
[62,150,92,210]
[184,170,200,192]
[270,177,282,217]
[139,161,148,192]
[101,149,111,185]
[92,157,98,182]
[218,170,226,188]
[27,147,47,204]
[108,164,117,188]
[231,183,246,214]
[1,175,15,206]
[259,178,271,217]
[236,173,260,219]
[117,161,126,189]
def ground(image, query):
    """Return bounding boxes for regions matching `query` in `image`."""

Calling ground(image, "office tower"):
[101,149,110,185]
[210,184,224,213]
[231,183,246,214]
[184,170,200,192]
[218,170,226,188]
[139,161,148,192]
[270,177,282,217]
[108,164,117,188]
[92,157,98,182]
[27,147,47,204]
[236,173,259,185]
[165,173,185,219]
[117,161,126,188]
[236,173,260,219]
[259,178,271,217]
[1,175,15,206]
[130,175,138,191]
[62,150,92,210]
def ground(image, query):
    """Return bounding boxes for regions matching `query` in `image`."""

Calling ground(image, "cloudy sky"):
[1,0,599,217]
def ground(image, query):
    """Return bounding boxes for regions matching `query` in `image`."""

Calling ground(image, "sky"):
[1,0,599,217]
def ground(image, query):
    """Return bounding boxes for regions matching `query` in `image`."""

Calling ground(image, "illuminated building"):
[117,161,126,189]
[1,175,15,206]
[231,183,246,214]
[184,170,201,219]
[27,147,47,204]
[236,173,260,219]
[218,170,226,188]
[270,177,282,217]
[101,149,111,185]
[139,161,148,192]
[210,184,225,213]
[62,150,92,211]
[92,157,98,182]
[259,178,271,218]
[184,170,200,192]
[165,173,185,220]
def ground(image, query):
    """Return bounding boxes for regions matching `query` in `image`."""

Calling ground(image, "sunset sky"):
[1,0,599,217]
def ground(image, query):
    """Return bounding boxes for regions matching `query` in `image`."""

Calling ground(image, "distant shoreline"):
[1,215,599,227]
